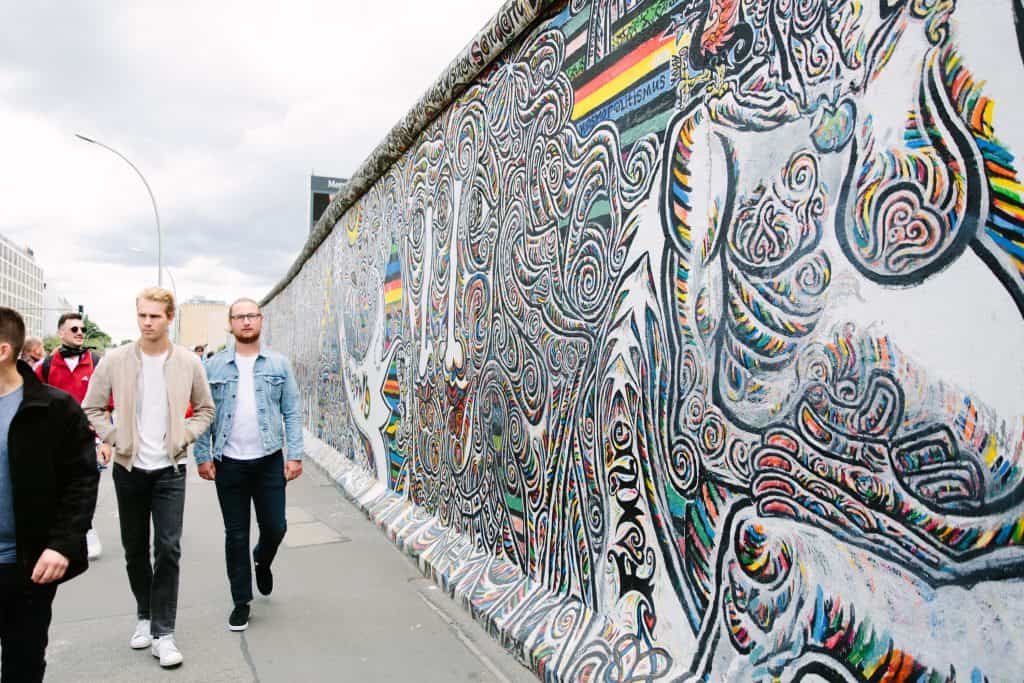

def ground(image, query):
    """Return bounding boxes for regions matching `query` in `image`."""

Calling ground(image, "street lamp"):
[163,266,179,342]
[76,133,163,287]
[162,265,177,298]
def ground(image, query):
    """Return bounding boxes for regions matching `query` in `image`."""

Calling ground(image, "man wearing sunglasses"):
[36,311,105,561]
[37,313,98,405]
[195,298,303,634]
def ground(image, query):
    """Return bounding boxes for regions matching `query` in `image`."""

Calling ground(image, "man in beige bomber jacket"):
[82,287,214,669]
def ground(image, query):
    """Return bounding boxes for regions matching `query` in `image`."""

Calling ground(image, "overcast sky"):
[0,0,501,342]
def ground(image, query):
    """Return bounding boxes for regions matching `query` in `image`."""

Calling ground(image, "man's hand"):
[284,460,303,481]
[96,442,112,465]
[31,549,69,584]
[197,461,216,481]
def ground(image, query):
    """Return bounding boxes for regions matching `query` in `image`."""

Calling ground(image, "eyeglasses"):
[68,326,84,333]
[230,313,262,321]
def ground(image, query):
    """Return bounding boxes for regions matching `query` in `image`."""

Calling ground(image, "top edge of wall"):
[261,0,563,306]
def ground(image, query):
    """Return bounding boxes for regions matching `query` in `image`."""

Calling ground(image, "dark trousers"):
[112,463,186,637]
[214,452,287,606]
[0,564,58,683]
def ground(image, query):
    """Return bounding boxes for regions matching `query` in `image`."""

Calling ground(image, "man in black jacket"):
[0,307,99,682]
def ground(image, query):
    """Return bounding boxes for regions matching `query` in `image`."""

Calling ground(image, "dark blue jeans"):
[112,463,186,637]
[0,564,58,683]
[214,452,287,606]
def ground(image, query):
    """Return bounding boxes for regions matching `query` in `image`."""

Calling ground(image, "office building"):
[0,233,45,338]
[178,296,228,351]
[310,175,347,232]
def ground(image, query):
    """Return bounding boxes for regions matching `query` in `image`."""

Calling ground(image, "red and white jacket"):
[35,350,99,404]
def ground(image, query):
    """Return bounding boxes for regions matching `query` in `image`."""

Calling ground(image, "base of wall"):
[304,431,673,682]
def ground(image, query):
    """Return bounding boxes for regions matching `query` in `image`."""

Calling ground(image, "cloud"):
[0,0,500,340]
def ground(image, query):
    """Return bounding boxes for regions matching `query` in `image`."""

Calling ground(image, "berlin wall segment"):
[264,1,1024,680]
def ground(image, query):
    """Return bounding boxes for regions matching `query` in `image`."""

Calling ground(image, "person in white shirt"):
[83,287,214,669]
[194,298,304,633]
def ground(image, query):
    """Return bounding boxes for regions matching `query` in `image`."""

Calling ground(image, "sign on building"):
[310,175,346,232]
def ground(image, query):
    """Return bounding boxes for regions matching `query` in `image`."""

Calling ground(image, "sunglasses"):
[68,326,84,333]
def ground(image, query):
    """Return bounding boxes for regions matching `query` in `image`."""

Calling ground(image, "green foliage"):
[43,317,112,351]
[82,317,112,351]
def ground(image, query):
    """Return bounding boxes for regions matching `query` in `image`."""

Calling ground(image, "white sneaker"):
[151,635,183,668]
[130,619,152,649]
[86,528,102,560]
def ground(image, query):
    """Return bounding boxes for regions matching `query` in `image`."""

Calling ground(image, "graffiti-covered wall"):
[265,1,1024,680]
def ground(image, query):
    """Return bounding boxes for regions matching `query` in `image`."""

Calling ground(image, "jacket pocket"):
[208,378,228,401]
[261,374,286,403]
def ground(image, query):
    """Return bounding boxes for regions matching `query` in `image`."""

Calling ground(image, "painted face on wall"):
[651,1,1024,678]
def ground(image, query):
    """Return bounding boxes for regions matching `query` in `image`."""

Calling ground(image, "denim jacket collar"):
[226,343,266,365]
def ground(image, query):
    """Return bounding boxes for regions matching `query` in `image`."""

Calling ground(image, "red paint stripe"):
[574,33,672,102]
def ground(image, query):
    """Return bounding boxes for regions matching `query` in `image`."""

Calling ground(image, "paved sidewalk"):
[44,463,536,682]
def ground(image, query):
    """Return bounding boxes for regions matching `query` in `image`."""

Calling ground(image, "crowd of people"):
[0,287,304,680]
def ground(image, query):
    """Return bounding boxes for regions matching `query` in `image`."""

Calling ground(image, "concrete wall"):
[264,1,1024,680]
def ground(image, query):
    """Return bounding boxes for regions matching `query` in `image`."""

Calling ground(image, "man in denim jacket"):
[194,298,303,632]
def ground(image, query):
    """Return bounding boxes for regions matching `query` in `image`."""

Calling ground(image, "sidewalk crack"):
[239,631,261,683]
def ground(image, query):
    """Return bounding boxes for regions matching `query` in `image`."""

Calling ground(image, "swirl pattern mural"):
[265,1,1024,680]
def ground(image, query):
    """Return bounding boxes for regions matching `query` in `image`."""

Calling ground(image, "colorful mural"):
[265,1,1024,680]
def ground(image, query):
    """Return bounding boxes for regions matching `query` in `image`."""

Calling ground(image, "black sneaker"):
[255,561,273,596]
[228,604,250,632]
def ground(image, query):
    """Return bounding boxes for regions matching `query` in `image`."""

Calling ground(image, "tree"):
[83,317,112,351]
[42,317,112,352]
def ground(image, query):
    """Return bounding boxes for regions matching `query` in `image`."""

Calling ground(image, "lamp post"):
[164,266,179,342]
[76,133,163,287]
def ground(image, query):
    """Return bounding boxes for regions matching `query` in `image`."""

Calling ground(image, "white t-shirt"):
[224,354,263,460]
[64,354,80,372]
[136,351,172,470]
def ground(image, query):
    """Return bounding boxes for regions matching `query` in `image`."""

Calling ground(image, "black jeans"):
[214,452,287,606]
[112,463,186,637]
[0,563,58,683]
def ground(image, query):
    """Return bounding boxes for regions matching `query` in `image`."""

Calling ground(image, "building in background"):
[178,296,228,351]
[42,284,74,336]
[310,175,346,232]
[0,232,45,338]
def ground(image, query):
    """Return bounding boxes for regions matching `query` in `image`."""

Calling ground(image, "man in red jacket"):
[36,312,99,403]
[36,311,104,560]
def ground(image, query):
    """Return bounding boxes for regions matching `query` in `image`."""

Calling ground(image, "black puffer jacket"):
[8,360,99,583]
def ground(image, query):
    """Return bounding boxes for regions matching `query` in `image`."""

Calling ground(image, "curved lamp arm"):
[76,133,163,287]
